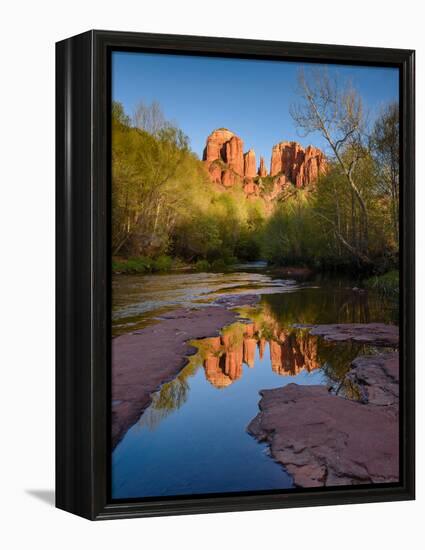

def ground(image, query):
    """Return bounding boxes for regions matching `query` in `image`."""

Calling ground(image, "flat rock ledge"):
[294,322,399,347]
[112,294,259,449]
[247,351,399,487]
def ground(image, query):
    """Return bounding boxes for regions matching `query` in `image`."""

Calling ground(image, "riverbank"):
[247,323,399,487]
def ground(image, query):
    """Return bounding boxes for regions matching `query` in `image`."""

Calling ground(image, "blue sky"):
[112,51,399,165]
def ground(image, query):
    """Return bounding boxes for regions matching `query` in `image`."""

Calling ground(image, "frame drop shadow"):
[26,489,55,507]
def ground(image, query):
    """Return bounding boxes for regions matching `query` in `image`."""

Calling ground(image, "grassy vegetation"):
[364,270,399,297]
[112,255,173,274]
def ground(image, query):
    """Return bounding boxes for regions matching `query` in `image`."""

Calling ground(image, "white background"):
[0,0,422,547]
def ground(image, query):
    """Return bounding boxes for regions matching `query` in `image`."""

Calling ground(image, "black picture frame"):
[56,29,415,520]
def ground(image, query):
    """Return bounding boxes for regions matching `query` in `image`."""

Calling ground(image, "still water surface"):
[112,269,397,499]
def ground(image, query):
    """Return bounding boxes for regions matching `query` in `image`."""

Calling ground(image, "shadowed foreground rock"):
[112,294,259,449]
[248,350,399,487]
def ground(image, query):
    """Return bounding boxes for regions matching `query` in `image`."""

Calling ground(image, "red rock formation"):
[203,128,236,163]
[208,162,222,184]
[243,179,259,196]
[243,149,257,178]
[222,169,239,187]
[258,156,268,177]
[203,130,326,194]
[203,128,243,175]
[225,135,244,176]
[270,141,326,186]
[203,129,244,186]
[248,352,399,487]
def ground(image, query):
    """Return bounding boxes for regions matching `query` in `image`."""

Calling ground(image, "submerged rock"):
[213,293,260,308]
[294,322,399,347]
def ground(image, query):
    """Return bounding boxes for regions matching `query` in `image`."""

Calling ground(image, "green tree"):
[370,102,399,246]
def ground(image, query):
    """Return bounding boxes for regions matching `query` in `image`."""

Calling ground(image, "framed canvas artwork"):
[56,30,415,519]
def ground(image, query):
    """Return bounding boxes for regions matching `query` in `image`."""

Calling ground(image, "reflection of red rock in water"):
[202,337,232,388]
[221,333,244,381]
[259,338,266,359]
[204,357,233,388]
[270,332,320,376]
[201,320,320,388]
[244,338,256,367]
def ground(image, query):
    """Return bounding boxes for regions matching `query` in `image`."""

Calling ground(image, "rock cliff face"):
[203,128,237,164]
[203,129,326,197]
[258,156,268,177]
[270,141,327,187]
[243,149,257,178]
[203,128,244,180]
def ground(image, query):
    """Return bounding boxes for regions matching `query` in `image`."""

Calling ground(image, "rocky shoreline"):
[112,294,259,449]
[247,323,399,487]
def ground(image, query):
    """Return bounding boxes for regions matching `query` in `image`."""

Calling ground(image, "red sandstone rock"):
[258,156,268,177]
[203,130,326,192]
[248,322,400,487]
[222,169,239,187]
[347,353,399,405]
[248,351,399,487]
[202,129,244,177]
[244,149,257,178]
[225,135,244,176]
[270,141,326,186]
[303,322,399,347]
[243,178,259,196]
[203,128,235,163]
[208,161,222,184]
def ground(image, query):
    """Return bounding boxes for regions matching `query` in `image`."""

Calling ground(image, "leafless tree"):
[290,69,371,263]
[371,102,399,246]
[133,101,166,135]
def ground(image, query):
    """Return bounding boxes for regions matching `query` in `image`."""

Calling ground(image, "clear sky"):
[112,51,399,166]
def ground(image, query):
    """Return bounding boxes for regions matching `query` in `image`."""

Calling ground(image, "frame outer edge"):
[56,30,96,520]
[57,30,415,520]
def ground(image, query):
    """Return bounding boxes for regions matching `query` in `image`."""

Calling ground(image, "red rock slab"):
[112,295,260,449]
[248,352,399,487]
[347,352,399,406]
[303,323,399,347]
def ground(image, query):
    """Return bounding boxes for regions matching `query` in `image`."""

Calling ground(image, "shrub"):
[364,270,399,297]
[194,259,211,272]
[153,255,173,272]
[211,259,227,272]
[112,255,173,274]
